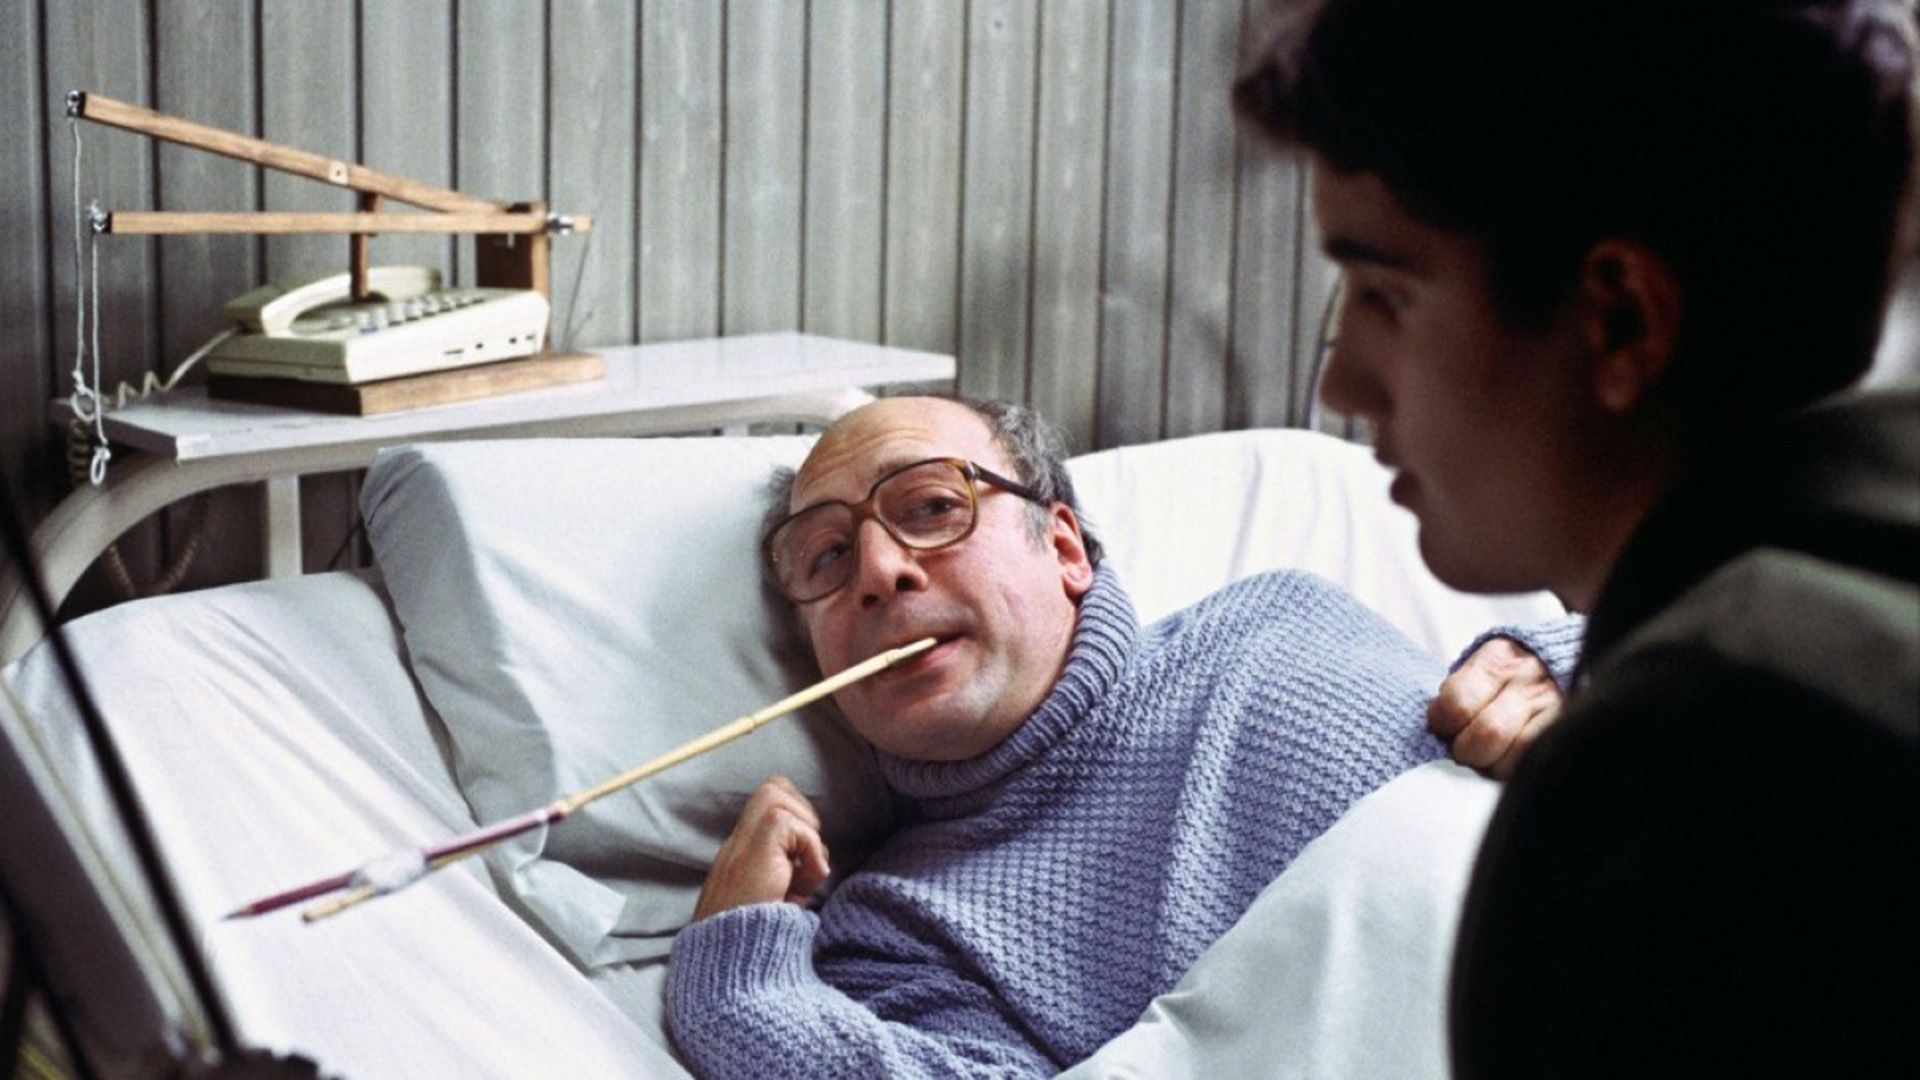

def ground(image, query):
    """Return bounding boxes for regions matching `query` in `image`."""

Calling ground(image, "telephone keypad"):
[294,289,503,337]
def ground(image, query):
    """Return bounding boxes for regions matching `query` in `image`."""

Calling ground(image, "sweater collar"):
[877,564,1138,811]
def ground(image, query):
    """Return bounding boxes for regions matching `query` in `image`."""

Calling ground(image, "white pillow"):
[1066,429,1563,658]
[361,438,892,969]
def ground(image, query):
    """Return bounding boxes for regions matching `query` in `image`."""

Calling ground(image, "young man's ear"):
[1580,240,1682,413]
[1048,504,1097,598]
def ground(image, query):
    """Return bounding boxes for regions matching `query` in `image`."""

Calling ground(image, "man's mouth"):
[864,623,962,654]
[1388,470,1416,507]
[871,633,962,674]
[1372,445,1415,505]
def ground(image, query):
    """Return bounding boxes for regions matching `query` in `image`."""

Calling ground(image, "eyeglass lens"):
[772,460,977,601]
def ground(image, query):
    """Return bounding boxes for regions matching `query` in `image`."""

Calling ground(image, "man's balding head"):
[767,397,1096,762]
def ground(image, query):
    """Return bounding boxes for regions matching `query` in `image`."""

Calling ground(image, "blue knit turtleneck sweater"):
[667,567,1565,1078]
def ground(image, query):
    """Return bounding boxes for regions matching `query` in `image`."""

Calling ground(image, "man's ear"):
[1580,239,1682,414]
[1048,504,1097,599]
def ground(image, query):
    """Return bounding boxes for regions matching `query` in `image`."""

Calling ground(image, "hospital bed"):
[2,418,1562,1078]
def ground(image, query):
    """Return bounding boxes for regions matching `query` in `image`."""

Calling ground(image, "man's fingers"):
[755,804,829,906]
[1453,678,1564,775]
[694,778,833,921]
[1447,677,1546,769]
[1449,709,1515,770]
[1429,663,1503,738]
[1483,699,1562,780]
[758,775,825,832]
[695,803,830,920]
[783,826,832,906]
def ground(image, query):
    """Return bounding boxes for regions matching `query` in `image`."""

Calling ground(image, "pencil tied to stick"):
[225,636,939,924]
[295,849,430,922]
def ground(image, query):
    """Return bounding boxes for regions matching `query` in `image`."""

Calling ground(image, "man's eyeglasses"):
[764,457,1047,604]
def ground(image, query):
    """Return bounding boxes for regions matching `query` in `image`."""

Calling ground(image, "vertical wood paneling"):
[1296,211,1345,435]
[154,0,260,591]
[957,0,1038,403]
[455,0,545,289]
[1,0,52,511]
[1266,0,1342,435]
[802,0,886,341]
[640,0,723,343]
[883,0,964,354]
[154,4,256,363]
[550,0,637,348]
[4,2,1349,606]
[1229,153,1302,430]
[362,0,455,279]
[1227,0,1303,431]
[1027,0,1109,454]
[1097,0,1177,448]
[1164,0,1241,438]
[261,0,357,573]
[723,0,804,334]
[260,2,355,282]
[358,0,456,567]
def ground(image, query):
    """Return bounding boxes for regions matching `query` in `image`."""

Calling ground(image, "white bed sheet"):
[1059,761,1501,1079]
[4,570,688,1078]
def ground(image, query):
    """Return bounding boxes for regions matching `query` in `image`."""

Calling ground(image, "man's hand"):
[1429,637,1563,780]
[693,776,832,921]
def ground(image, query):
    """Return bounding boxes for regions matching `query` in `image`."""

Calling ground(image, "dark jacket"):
[1451,388,1920,1077]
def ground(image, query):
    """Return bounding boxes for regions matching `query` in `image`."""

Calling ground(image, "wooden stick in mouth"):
[220,637,940,924]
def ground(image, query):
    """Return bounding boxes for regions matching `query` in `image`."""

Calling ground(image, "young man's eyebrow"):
[1322,235,1421,274]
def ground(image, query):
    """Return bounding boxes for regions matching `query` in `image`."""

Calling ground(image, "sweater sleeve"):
[1451,613,1587,690]
[666,903,1056,1080]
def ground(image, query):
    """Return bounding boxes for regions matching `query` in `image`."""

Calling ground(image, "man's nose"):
[851,518,928,608]
[1316,336,1387,421]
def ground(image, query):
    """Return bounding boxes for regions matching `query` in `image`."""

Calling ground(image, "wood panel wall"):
[1,0,1336,598]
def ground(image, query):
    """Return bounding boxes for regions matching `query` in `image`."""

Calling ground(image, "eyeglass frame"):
[763,456,1051,604]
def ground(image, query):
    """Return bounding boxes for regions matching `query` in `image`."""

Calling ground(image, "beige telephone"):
[205,265,550,385]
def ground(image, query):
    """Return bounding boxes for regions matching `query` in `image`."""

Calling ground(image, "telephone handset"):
[224,265,442,335]
[206,265,550,385]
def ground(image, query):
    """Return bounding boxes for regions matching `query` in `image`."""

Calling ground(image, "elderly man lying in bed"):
[665,396,1582,1077]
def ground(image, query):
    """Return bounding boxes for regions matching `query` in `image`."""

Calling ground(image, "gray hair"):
[758,396,1105,601]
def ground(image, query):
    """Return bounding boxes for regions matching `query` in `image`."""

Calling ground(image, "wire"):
[67,118,106,486]
[63,108,241,600]
[61,328,233,601]
[322,515,367,574]
[558,223,597,352]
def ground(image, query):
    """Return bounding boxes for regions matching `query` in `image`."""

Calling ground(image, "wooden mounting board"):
[207,353,605,416]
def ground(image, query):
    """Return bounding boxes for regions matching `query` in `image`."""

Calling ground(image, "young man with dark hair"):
[1236,0,1918,1074]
